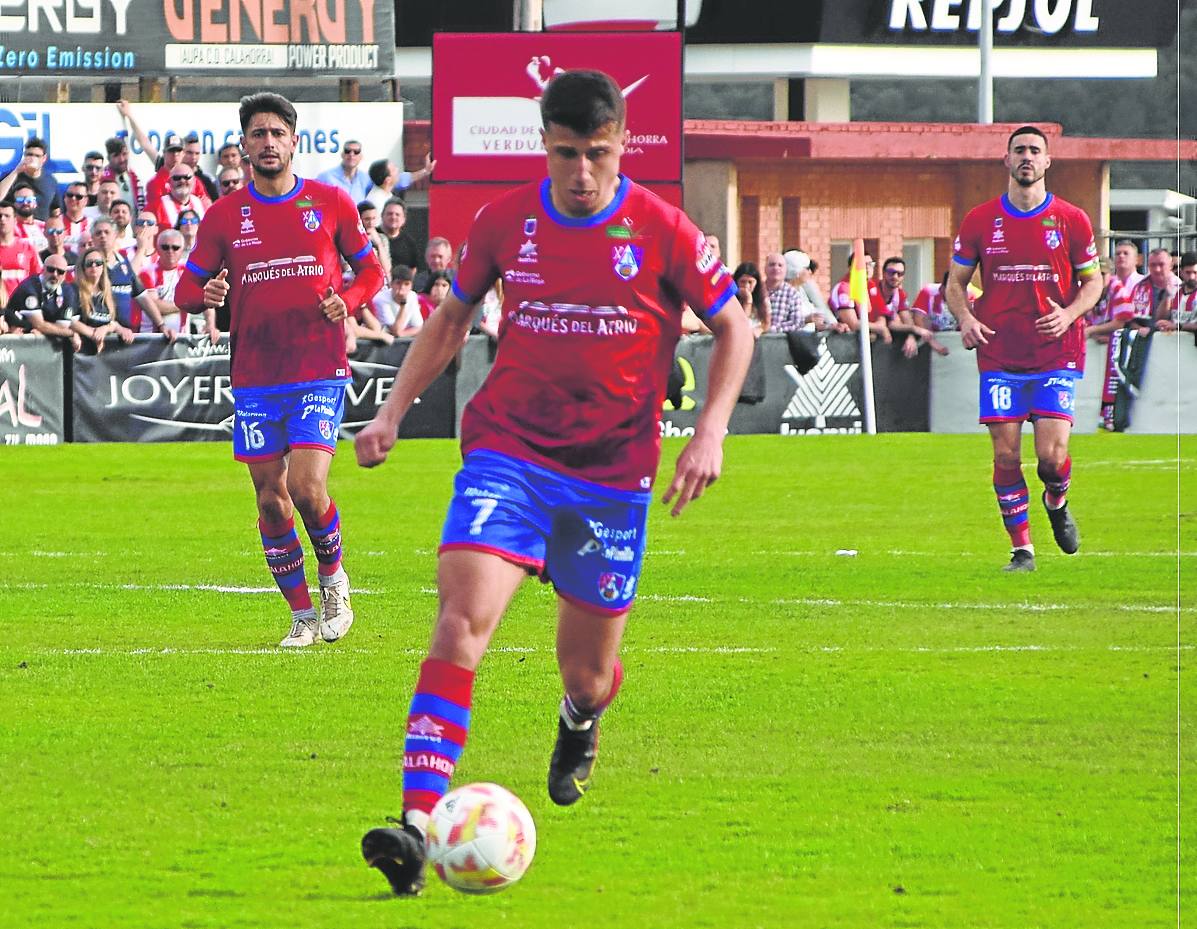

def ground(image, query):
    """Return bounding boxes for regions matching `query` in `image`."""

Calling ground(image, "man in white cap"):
[784,249,838,330]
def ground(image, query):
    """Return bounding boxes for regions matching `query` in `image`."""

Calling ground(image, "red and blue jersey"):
[176,178,381,389]
[452,175,736,491]
[953,193,1099,374]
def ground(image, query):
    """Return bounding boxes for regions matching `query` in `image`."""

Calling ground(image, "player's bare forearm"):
[379,293,474,428]
[1064,272,1104,321]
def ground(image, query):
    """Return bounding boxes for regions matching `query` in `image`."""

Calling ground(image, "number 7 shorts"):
[440,449,651,615]
[979,369,1077,425]
[232,380,347,462]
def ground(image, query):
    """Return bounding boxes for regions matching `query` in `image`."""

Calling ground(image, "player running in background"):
[175,93,384,646]
[353,69,754,896]
[946,126,1102,572]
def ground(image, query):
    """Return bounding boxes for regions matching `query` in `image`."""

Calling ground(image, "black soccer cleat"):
[548,716,600,806]
[362,819,427,896]
[1002,549,1036,573]
[1043,494,1080,554]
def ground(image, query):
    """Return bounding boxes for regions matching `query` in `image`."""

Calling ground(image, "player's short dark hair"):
[24,136,47,153]
[882,256,905,272]
[1180,252,1197,268]
[392,264,414,282]
[356,200,376,215]
[238,93,297,134]
[1007,125,1048,150]
[540,70,625,135]
[367,159,391,187]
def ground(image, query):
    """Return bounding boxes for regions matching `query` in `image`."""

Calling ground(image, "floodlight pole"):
[978,0,994,124]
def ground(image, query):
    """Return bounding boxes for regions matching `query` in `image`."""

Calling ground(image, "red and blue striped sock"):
[993,464,1031,548]
[1038,456,1072,509]
[259,517,312,612]
[403,659,475,818]
[303,501,342,579]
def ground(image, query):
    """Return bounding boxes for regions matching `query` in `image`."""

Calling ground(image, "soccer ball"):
[426,782,537,894]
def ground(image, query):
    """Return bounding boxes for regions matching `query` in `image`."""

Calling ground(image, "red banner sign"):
[432,32,683,183]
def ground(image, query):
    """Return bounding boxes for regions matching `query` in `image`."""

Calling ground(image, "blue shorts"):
[979,370,1077,425]
[232,380,346,462]
[440,450,650,615]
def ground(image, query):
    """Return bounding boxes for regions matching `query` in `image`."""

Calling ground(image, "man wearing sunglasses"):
[316,139,372,203]
[138,229,200,337]
[60,182,93,254]
[39,216,79,268]
[9,182,48,252]
[3,255,81,351]
[0,137,61,220]
[153,166,207,231]
[81,151,106,205]
[217,167,244,198]
[181,133,218,206]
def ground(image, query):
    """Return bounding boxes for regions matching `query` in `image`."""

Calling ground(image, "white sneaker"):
[279,610,319,648]
[318,576,354,642]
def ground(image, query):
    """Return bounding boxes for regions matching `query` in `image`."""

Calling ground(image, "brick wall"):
[730,160,1104,296]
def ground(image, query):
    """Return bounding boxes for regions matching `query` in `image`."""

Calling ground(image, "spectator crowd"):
[4,102,1195,363]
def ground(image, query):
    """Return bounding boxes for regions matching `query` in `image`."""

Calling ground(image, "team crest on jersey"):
[613,244,642,281]
[1044,229,1061,249]
[524,216,537,237]
[302,209,322,232]
[598,572,626,602]
[318,420,333,440]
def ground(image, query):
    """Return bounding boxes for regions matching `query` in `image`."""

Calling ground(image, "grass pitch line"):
[765,596,1190,615]
[45,644,778,658]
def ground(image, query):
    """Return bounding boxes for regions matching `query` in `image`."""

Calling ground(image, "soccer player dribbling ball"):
[354,70,755,896]
[945,126,1103,572]
[175,94,385,646]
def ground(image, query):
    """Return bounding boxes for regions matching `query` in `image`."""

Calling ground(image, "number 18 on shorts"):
[979,370,1077,424]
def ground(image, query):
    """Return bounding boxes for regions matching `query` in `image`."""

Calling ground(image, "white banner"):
[0,101,404,187]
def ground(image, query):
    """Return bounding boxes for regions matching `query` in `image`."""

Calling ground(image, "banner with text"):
[0,0,394,77]
[432,32,683,183]
[0,337,65,446]
[69,335,455,443]
[0,101,403,188]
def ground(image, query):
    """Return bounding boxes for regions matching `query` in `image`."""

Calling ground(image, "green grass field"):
[2,434,1193,929]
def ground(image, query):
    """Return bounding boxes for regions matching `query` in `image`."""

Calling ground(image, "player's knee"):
[992,449,1021,471]
[428,606,497,670]
[255,492,291,524]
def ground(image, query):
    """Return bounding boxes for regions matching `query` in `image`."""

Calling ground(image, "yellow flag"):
[848,238,870,315]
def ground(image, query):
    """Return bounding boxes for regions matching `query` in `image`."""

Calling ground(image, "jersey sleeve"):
[451,203,501,304]
[912,285,933,313]
[953,206,985,268]
[1068,207,1100,276]
[184,204,225,279]
[666,210,735,319]
[333,187,373,263]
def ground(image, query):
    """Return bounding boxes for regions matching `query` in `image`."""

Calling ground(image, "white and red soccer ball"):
[426,782,537,893]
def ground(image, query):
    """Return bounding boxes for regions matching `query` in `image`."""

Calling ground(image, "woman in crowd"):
[72,246,134,353]
[175,209,201,255]
[732,261,771,338]
[418,271,452,321]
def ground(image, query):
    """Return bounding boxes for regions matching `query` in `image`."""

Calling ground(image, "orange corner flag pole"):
[850,238,877,435]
